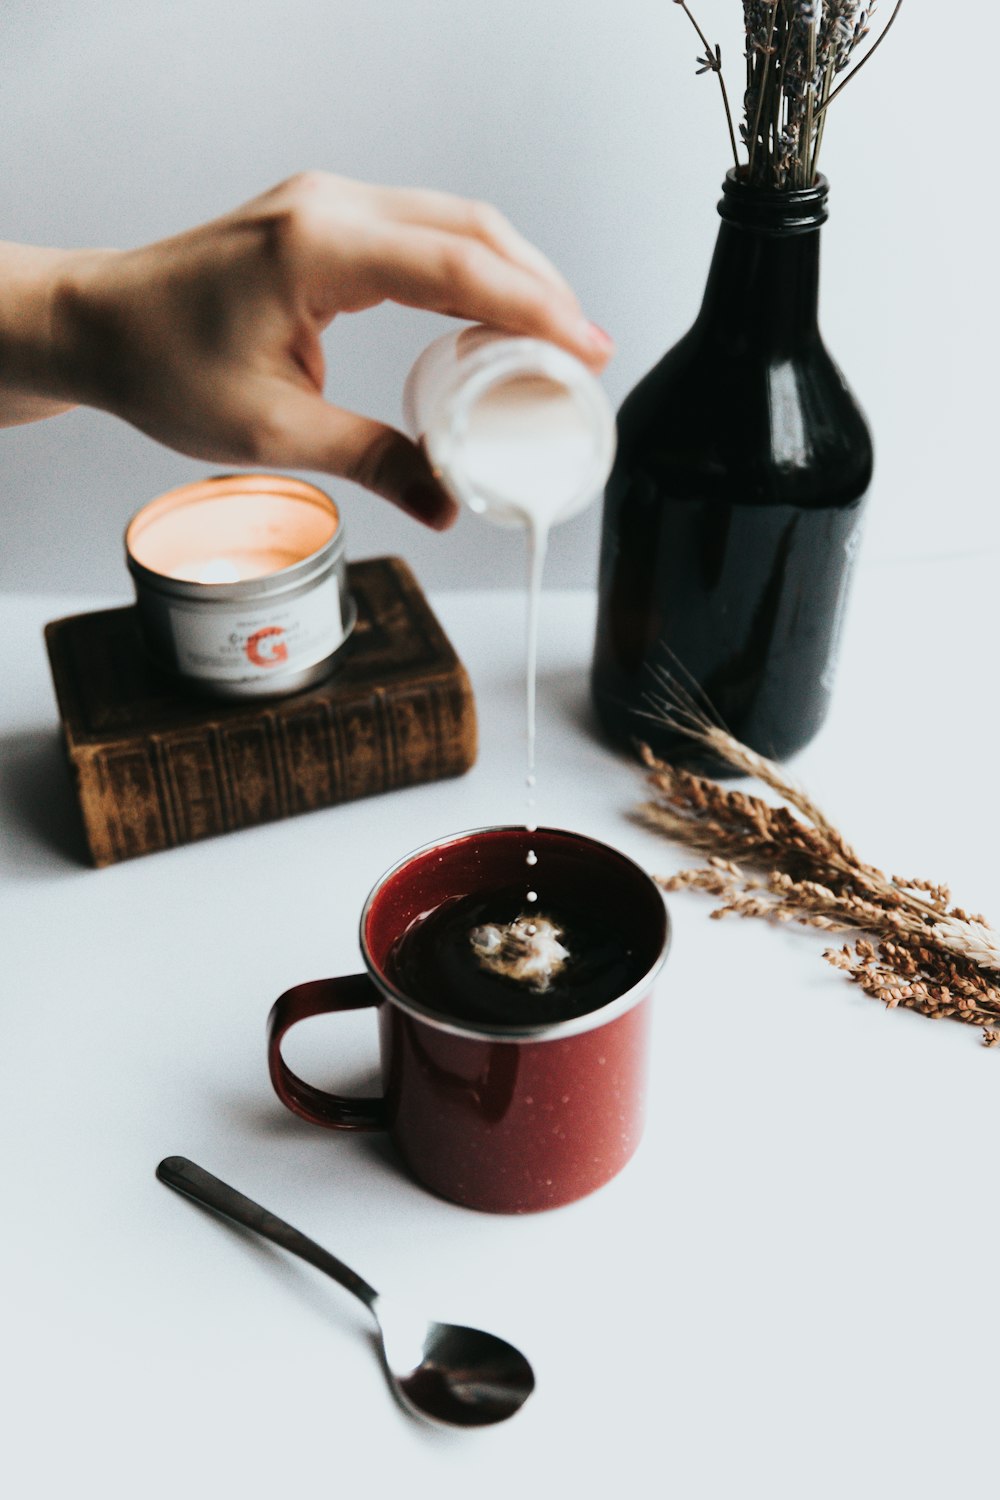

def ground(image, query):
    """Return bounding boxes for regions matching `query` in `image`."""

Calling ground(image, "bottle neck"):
[693,173,828,354]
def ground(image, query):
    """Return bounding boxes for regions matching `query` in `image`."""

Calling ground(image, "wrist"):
[0,243,125,415]
[45,247,123,408]
[0,246,67,401]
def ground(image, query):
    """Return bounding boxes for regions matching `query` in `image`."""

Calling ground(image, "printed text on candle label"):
[166,574,344,681]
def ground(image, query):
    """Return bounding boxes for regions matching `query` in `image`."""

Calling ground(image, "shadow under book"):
[45,556,478,867]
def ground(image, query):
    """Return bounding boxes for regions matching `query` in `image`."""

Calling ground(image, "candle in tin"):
[125,475,355,699]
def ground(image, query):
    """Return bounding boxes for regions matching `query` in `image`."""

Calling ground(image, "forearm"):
[0,242,90,425]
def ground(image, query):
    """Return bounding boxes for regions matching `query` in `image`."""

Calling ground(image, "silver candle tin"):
[125,475,356,700]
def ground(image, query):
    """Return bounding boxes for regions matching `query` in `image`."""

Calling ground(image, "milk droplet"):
[526,850,538,866]
[527,890,538,903]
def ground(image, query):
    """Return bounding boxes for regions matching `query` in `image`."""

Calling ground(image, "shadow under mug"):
[267,827,670,1214]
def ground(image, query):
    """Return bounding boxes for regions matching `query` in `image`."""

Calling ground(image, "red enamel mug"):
[267,827,670,1214]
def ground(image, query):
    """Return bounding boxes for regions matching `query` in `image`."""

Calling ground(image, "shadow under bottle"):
[591,172,873,771]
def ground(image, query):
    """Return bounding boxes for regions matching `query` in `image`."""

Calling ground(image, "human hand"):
[43,174,614,529]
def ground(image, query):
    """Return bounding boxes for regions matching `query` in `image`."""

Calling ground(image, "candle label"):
[166,574,345,682]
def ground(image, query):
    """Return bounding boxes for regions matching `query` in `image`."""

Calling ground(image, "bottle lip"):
[718,169,829,233]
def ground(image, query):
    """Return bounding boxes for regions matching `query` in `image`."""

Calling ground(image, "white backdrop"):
[2,1,994,595]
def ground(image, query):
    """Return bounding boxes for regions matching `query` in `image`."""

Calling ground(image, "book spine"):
[70,673,477,867]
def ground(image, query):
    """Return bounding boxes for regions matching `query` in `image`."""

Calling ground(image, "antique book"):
[45,556,477,866]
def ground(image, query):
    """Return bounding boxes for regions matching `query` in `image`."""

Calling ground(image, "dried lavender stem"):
[815,0,906,116]
[800,18,817,186]
[748,1,781,178]
[672,1,905,188]
[810,57,835,179]
[675,1,741,171]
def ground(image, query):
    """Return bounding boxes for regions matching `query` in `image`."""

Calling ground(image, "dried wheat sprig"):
[644,666,866,869]
[824,941,1000,1044]
[638,684,1000,1046]
[641,677,1000,972]
[660,851,1000,979]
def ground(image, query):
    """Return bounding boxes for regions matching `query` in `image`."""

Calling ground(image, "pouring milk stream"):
[404,328,616,961]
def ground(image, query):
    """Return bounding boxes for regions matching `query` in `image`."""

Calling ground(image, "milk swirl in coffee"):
[404,332,616,993]
[385,885,648,1027]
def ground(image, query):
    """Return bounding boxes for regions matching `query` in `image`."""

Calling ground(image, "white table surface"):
[3,551,999,1500]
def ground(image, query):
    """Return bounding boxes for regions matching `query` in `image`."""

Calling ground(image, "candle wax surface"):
[171,550,304,584]
[128,489,337,583]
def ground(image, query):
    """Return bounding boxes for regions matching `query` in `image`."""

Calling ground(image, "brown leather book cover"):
[45,556,478,866]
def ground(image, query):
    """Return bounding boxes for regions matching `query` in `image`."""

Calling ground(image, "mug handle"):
[267,976,388,1131]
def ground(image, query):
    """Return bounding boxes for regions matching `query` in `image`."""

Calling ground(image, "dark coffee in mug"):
[384,884,649,1028]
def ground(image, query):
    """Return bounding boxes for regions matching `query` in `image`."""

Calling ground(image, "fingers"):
[264,388,458,530]
[268,173,614,370]
[370,185,574,299]
[363,224,613,370]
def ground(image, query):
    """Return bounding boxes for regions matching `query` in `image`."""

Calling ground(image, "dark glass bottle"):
[591,172,872,770]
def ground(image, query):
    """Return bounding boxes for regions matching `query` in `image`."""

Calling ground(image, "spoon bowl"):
[375,1297,535,1426]
[156,1157,534,1428]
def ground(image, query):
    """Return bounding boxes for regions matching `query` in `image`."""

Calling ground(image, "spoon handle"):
[156,1156,378,1312]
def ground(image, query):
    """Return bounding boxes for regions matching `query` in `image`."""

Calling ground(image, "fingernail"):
[585,322,615,354]
[402,481,458,531]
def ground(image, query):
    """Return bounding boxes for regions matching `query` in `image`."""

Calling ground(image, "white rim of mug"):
[358,825,671,1044]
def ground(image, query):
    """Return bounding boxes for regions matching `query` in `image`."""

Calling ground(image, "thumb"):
[269,391,458,530]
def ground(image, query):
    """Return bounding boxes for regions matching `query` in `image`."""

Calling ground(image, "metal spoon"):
[156,1156,535,1428]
